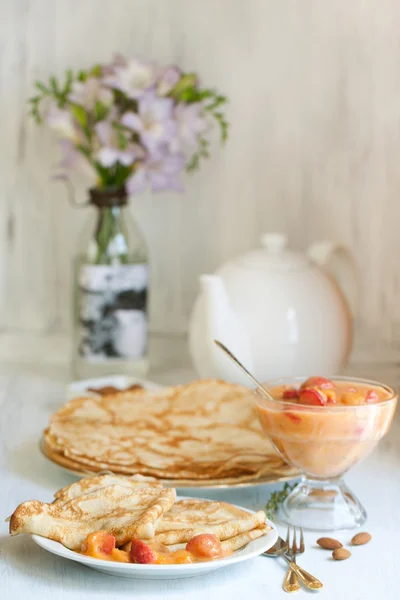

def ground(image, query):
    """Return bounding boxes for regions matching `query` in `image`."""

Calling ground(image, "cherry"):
[129,539,158,564]
[299,388,327,406]
[300,377,335,391]
[365,389,379,404]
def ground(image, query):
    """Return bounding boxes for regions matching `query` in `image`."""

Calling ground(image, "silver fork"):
[283,527,304,593]
[264,528,323,591]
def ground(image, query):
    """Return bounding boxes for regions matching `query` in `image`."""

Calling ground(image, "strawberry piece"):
[299,388,327,406]
[186,534,222,559]
[301,377,335,391]
[282,388,299,400]
[365,389,379,403]
[284,411,302,424]
[301,377,336,403]
[129,539,158,564]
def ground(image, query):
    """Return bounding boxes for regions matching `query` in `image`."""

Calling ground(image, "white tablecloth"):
[1,334,399,599]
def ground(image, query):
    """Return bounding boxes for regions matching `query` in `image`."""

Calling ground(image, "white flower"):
[46,103,79,141]
[69,77,113,110]
[104,58,156,99]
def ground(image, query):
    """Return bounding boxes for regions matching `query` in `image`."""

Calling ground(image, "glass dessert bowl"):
[255,376,397,531]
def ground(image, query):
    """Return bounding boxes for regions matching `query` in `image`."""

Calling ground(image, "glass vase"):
[72,187,149,379]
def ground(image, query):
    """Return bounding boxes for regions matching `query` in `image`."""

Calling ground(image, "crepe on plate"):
[43,379,295,482]
[54,473,162,502]
[123,498,268,551]
[9,475,270,555]
[10,484,176,550]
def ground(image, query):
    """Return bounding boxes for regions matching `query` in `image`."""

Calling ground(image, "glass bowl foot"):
[277,476,367,531]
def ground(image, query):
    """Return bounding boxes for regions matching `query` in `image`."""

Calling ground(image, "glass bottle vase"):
[72,187,149,379]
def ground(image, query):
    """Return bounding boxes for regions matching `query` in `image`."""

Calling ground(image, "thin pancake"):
[165,526,269,553]
[10,485,175,549]
[54,474,162,502]
[123,499,269,550]
[43,379,296,482]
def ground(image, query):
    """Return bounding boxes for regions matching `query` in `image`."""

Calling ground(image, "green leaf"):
[78,70,88,82]
[35,81,49,94]
[70,104,88,128]
[49,76,59,94]
[94,101,108,122]
[91,64,102,78]
[117,130,128,150]
[64,69,73,95]
[186,136,210,172]
[169,73,198,101]
[114,162,132,187]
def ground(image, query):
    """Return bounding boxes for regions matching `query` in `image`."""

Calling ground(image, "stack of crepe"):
[10,474,269,553]
[43,379,296,485]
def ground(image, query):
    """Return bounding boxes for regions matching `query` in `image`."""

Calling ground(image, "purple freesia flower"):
[170,102,208,155]
[121,91,175,152]
[69,77,113,110]
[57,140,97,179]
[157,65,181,96]
[104,57,156,99]
[95,120,145,167]
[126,150,185,194]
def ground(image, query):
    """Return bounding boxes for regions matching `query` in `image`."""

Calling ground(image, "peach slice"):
[186,534,223,559]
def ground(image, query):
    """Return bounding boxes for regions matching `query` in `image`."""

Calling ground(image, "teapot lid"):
[236,233,309,271]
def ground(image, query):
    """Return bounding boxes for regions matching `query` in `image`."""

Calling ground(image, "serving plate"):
[32,497,278,580]
[39,438,296,489]
[40,376,297,489]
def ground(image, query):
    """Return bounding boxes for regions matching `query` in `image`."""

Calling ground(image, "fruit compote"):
[255,376,397,530]
[81,532,228,564]
[257,376,396,478]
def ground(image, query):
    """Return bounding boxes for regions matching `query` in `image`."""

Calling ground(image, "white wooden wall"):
[2,0,400,345]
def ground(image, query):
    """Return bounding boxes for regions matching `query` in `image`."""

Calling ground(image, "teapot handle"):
[307,242,359,317]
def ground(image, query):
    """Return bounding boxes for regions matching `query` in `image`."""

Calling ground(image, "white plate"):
[32,498,278,580]
[66,375,161,400]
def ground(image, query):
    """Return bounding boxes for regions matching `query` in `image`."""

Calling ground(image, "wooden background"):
[2,0,400,347]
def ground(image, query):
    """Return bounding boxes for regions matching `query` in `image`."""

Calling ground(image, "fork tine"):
[299,527,305,553]
[285,525,290,546]
[292,527,298,556]
[285,525,291,556]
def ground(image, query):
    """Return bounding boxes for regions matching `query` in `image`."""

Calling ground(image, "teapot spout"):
[188,275,254,385]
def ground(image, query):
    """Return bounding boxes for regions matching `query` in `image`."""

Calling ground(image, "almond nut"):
[351,532,371,546]
[332,548,351,561]
[317,537,343,550]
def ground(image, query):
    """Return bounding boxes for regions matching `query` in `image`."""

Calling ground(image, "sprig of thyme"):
[265,482,297,520]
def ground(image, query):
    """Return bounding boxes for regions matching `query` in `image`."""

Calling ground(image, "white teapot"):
[188,233,358,385]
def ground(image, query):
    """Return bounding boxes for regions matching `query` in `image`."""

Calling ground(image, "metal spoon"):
[266,537,323,591]
[213,340,275,402]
